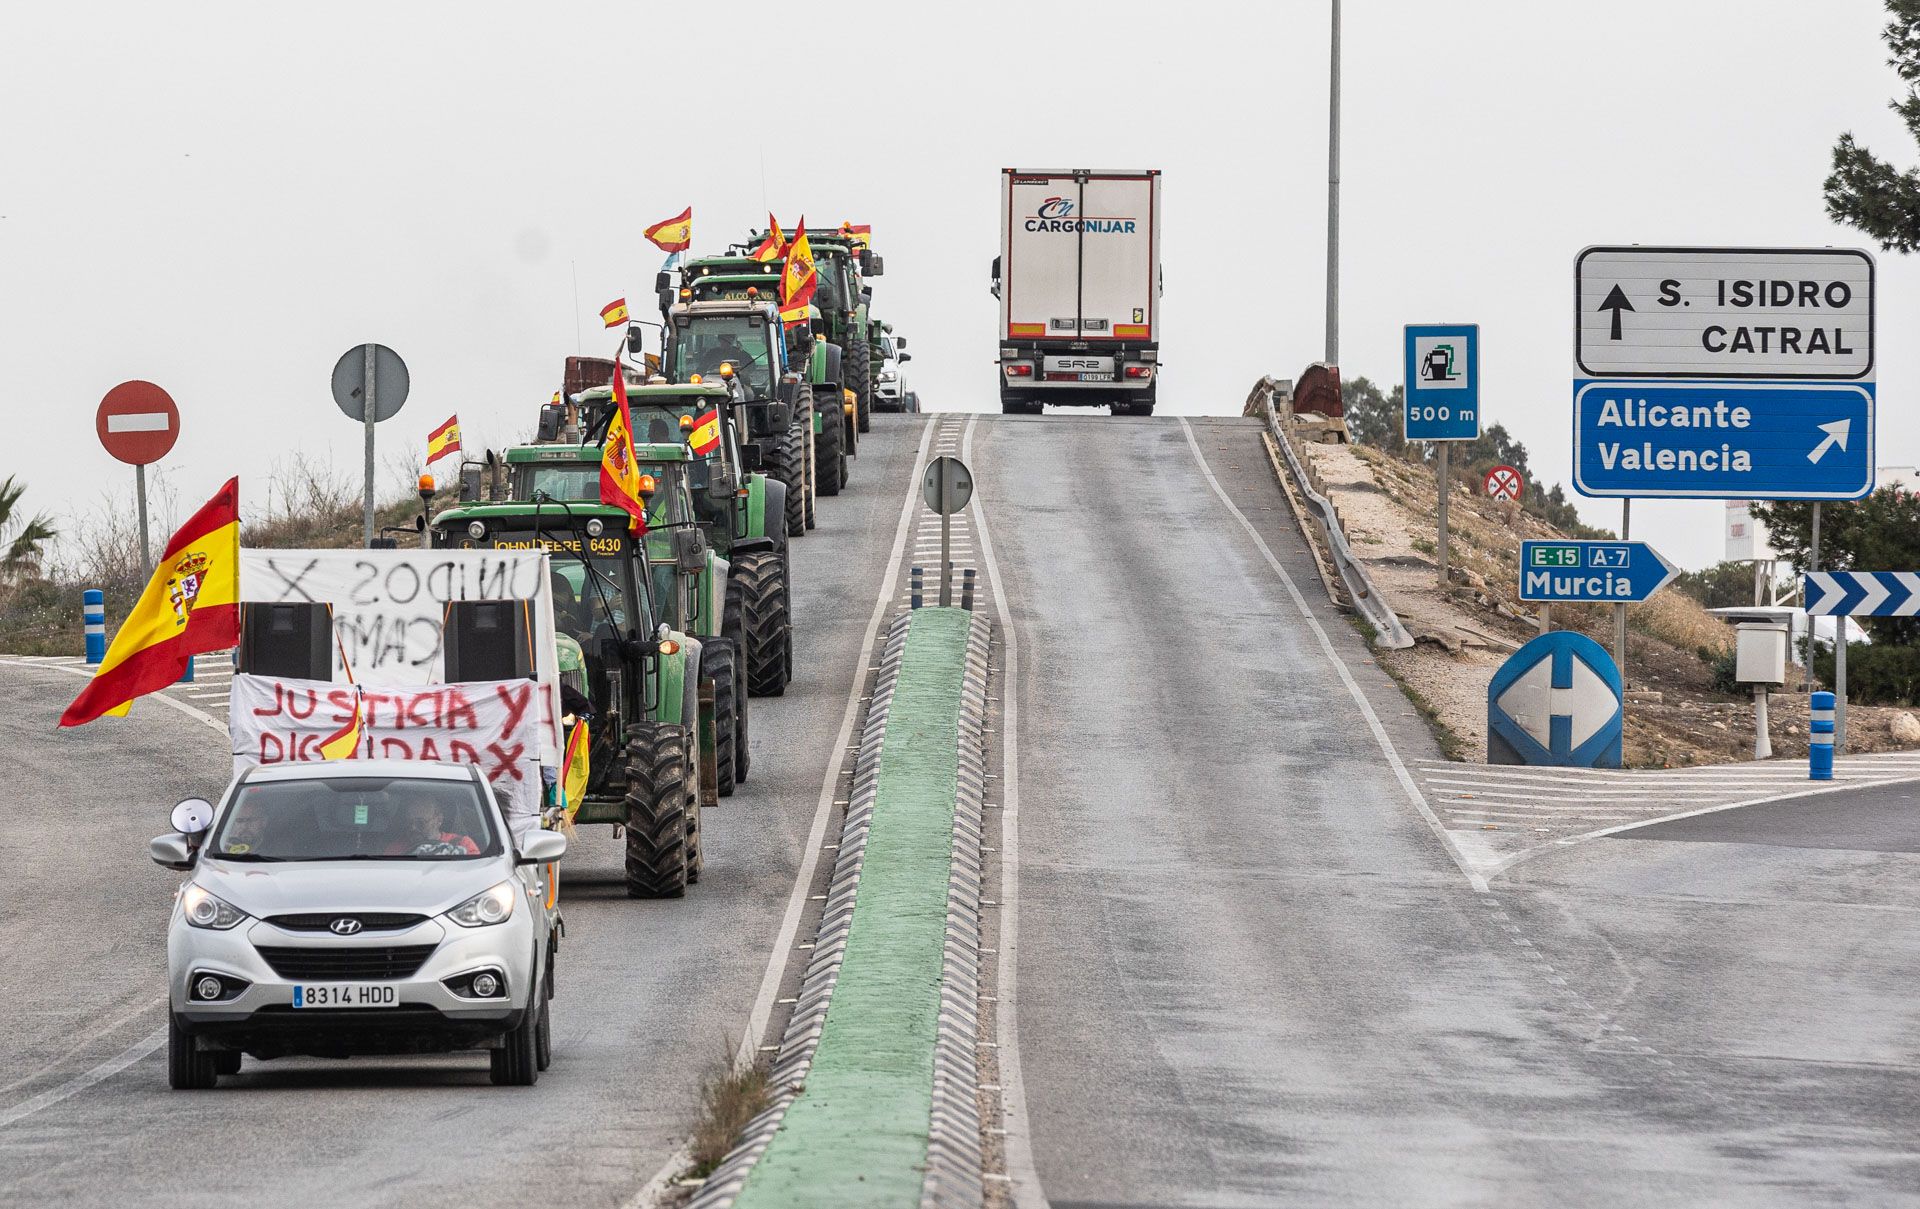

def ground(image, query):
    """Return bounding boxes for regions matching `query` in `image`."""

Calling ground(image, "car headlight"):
[445,881,517,928]
[180,885,248,930]
[879,369,897,381]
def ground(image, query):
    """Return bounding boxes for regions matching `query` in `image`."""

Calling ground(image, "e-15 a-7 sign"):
[1517,540,1678,603]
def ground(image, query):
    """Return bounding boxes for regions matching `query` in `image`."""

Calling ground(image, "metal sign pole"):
[362,343,378,547]
[1615,499,1631,682]
[1435,443,1450,589]
[938,465,952,607]
[1836,623,1848,752]
[1805,502,1822,694]
[135,463,151,579]
[1324,0,1341,364]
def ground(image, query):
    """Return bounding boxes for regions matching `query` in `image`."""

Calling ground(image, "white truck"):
[992,168,1162,415]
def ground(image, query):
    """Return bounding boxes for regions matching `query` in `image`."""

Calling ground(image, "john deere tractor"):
[597,377,795,698]
[743,229,883,433]
[430,486,705,899]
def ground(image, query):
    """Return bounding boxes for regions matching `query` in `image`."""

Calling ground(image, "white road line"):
[0,1027,166,1130]
[962,415,1047,1209]
[0,993,167,1100]
[0,660,225,734]
[1177,419,1488,891]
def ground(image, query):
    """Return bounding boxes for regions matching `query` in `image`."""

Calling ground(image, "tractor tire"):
[847,338,873,432]
[815,398,844,496]
[775,393,808,538]
[706,637,739,798]
[622,722,695,898]
[724,577,752,784]
[167,1016,218,1090]
[734,552,791,697]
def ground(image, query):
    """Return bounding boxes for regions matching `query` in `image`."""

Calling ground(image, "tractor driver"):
[701,332,752,376]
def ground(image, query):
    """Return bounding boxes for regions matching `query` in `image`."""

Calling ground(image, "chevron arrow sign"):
[1804,571,1920,616]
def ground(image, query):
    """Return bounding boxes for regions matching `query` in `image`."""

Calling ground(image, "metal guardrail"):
[1244,377,1414,649]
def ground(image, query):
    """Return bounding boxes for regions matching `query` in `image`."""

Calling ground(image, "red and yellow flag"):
[561,720,590,816]
[426,414,461,464]
[687,408,721,457]
[60,478,241,727]
[781,221,817,316]
[600,297,630,328]
[749,214,786,263]
[840,222,871,249]
[644,206,693,252]
[599,371,649,535]
[318,687,364,760]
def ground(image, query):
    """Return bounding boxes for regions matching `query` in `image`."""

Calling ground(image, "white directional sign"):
[1575,246,1874,380]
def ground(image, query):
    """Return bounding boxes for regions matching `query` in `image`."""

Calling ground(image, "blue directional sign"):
[1572,380,1874,500]
[1403,323,1479,441]
[1804,571,1920,617]
[1518,540,1679,603]
[1488,631,1622,767]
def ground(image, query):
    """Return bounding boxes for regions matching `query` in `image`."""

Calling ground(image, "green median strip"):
[732,606,973,1209]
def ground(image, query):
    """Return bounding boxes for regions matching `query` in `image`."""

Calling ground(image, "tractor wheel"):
[734,552,791,697]
[847,338,873,432]
[724,578,751,784]
[622,722,694,898]
[706,637,738,799]
[815,398,844,496]
[775,393,808,538]
[798,388,818,529]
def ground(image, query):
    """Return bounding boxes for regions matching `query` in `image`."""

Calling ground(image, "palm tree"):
[0,477,57,584]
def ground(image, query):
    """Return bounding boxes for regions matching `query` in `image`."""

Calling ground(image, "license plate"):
[1078,372,1115,382]
[293,984,399,1009]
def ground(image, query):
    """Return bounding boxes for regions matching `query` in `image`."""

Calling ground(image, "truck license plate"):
[1077,372,1115,382]
[293,984,398,1009]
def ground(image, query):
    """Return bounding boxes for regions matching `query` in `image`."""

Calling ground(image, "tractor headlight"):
[586,518,605,537]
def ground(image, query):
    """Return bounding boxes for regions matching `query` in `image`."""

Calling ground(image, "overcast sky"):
[2,0,1912,571]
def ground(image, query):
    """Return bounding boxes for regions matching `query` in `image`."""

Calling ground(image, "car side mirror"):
[518,830,568,865]
[150,833,195,871]
[898,352,912,363]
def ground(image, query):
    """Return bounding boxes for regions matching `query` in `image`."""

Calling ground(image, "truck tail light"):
[1005,364,1033,378]
[1124,365,1152,380]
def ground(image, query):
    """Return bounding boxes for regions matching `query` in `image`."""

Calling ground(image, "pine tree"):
[1825,1,1920,249]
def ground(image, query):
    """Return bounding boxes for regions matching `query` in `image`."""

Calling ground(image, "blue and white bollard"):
[83,590,106,664]
[1809,690,1835,781]
[910,566,923,610]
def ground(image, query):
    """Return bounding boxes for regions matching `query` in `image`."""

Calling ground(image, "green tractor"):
[655,274,815,539]
[743,229,883,434]
[588,377,795,698]
[430,489,705,899]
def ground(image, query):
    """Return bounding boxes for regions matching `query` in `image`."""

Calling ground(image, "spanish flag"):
[749,214,786,263]
[781,221,817,314]
[599,370,649,535]
[426,414,461,464]
[600,297,630,328]
[688,408,721,457]
[779,300,811,330]
[318,687,364,760]
[840,222,871,249]
[644,206,693,252]
[561,721,591,817]
[60,478,241,727]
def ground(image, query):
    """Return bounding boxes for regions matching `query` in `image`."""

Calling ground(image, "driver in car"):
[386,799,480,856]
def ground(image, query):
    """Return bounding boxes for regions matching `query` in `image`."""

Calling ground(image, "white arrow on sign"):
[1897,572,1920,617]
[1808,418,1851,464]
[1806,573,1847,616]
[1857,574,1892,617]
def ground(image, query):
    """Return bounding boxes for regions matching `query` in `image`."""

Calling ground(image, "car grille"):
[255,945,438,981]
[265,913,429,933]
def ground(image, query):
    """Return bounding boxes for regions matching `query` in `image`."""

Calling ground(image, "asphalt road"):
[0,414,928,1209]
[974,415,1920,1207]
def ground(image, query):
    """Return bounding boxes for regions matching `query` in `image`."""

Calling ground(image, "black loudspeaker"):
[238,603,333,679]
[443,600,533,683]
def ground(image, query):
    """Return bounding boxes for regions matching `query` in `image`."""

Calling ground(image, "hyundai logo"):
[329,917,363,935]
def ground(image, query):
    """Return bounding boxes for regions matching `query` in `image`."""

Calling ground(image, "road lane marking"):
[0,1027,166,1130]
[1177,419,1489,891]
[962,414,1048,1209]
[0,659,224,734]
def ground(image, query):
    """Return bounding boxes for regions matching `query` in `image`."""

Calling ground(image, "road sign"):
[1518,540,1679,603]
[1402,323,1479,441]
[96,381,180,466]
[1804,571,1920,616]
[1483,464,1523,501]
[331,344,410,421]
[1572,380,1873,500]
[922,456,973,514]
[1488,631,1623,767]
[1575,246,1874,380]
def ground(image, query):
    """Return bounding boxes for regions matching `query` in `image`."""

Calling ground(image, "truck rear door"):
[1003,172,1083,342]
[1076,172,1158,342]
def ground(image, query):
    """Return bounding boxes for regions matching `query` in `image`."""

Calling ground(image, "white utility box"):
[1735,622,1788,685]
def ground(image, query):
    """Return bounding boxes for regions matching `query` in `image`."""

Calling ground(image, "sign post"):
[921,455,974,606]
[95,381,182,578]
[331,344,411,548]
[1404,323,1480,590]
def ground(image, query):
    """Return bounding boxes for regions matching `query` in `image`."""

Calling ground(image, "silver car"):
[151,759,566,1089]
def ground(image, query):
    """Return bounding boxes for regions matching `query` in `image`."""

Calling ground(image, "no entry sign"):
[1483,464,1524,502]
[96,381,180,466]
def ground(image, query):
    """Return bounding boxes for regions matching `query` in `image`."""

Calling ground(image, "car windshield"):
[212,777,498,861]
[670,315,774,396]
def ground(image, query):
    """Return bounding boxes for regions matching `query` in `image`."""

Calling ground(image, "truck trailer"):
[993,168,1161,415]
